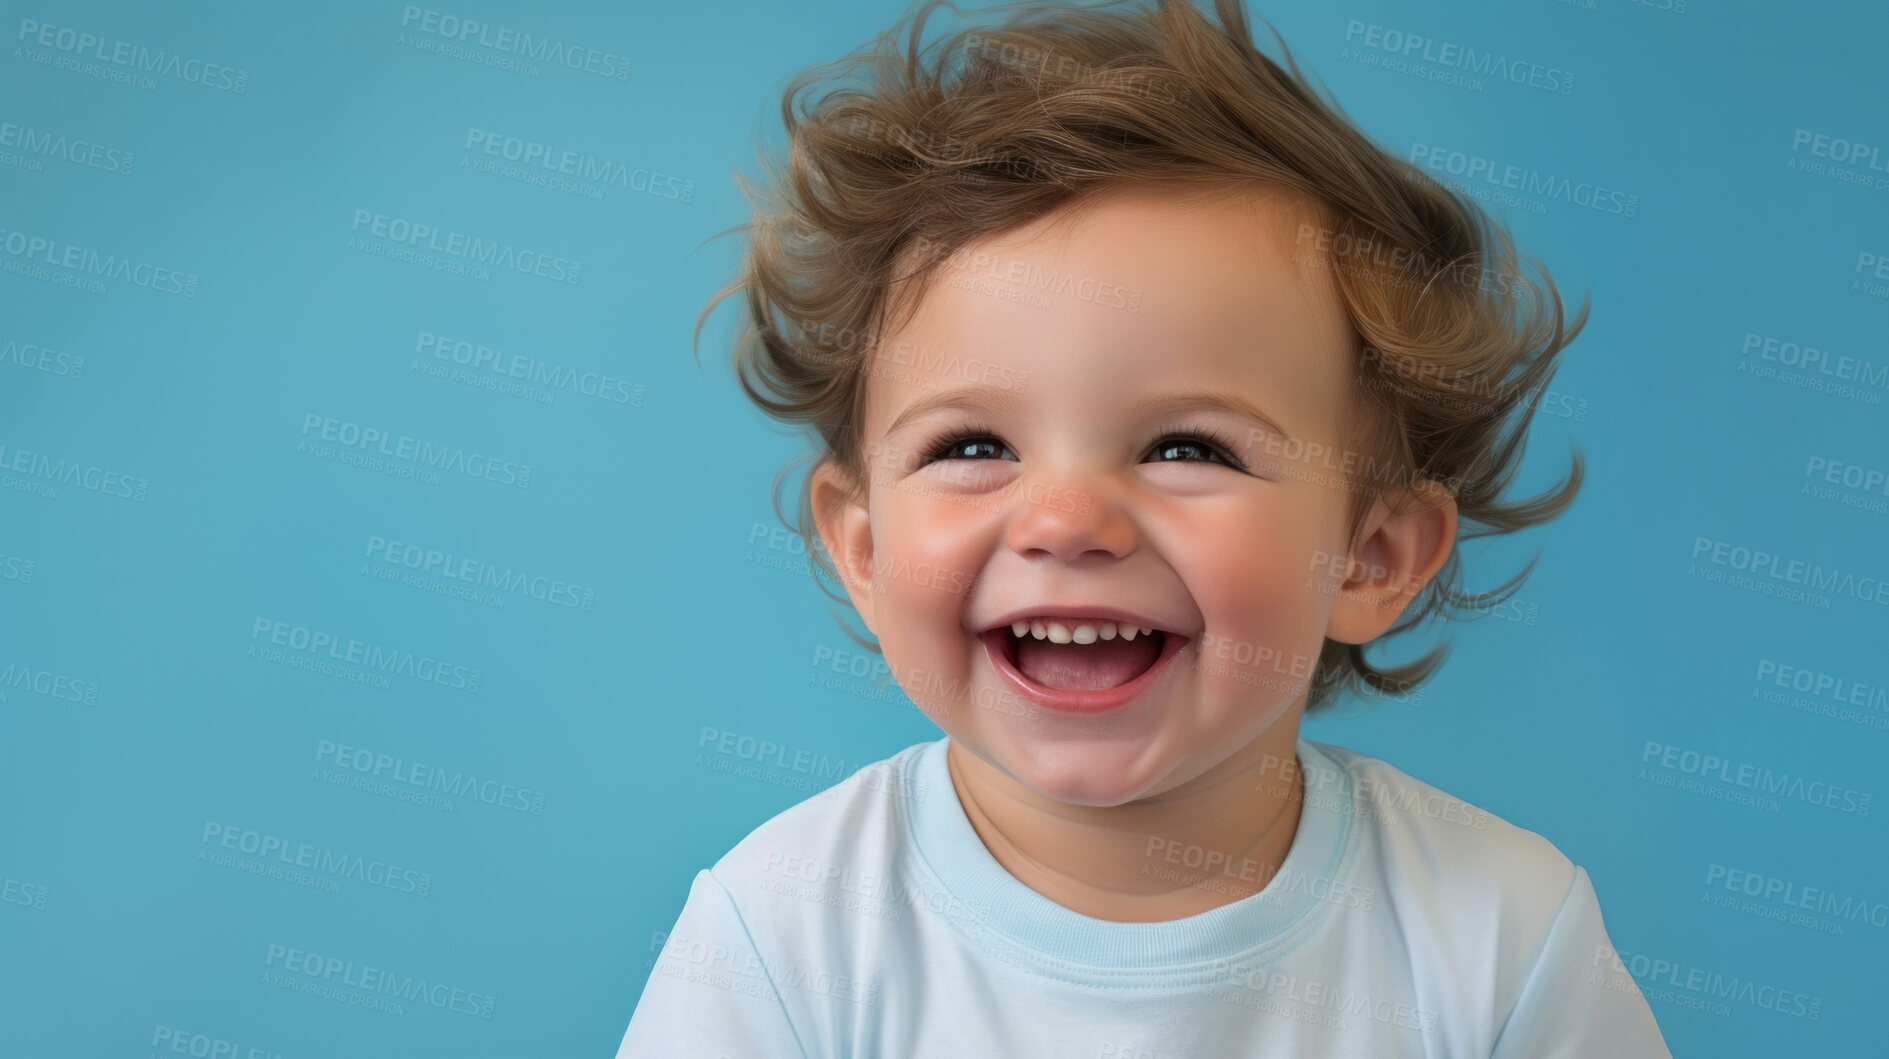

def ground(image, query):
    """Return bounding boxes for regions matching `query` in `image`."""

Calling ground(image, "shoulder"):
[705,737,939,904]
[1306,739,1583,980]
[1300,743,1668,1055]
[1310,738,1575,897]
[691,738,941,1010]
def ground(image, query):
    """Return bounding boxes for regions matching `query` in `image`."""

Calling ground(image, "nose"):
[1002,472,1138,563]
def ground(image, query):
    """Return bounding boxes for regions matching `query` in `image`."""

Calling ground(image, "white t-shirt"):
[617,735,1672,1057]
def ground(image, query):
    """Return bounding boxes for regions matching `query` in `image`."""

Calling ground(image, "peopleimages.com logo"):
[397,6,631,80]
[348,209,581,286]
[15,18,250,92]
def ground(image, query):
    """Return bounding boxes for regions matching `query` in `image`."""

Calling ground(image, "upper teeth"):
[1010,620,1155,644]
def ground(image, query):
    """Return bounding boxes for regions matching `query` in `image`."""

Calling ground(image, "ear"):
[1324,480,1457,644]
[809,457,878,636]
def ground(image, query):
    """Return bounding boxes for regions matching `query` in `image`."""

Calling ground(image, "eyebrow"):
[881,385,1291,441]
[1131,389,1292,441]
[882,386,1027,440]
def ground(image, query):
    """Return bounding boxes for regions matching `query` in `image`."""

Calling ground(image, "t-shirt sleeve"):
[615,869,810,1059]
[1488,865,1672,1059]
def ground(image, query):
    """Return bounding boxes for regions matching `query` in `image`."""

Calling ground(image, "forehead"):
[865,182,1358,437]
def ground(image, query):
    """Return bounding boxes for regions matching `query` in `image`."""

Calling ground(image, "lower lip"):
[978,629,1189,714]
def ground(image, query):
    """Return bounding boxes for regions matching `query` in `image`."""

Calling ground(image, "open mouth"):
[976,616,1191,712]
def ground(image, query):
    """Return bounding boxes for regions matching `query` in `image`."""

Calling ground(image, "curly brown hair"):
[692,0,1589,712]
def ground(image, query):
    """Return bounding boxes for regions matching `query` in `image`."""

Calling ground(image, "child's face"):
[817,184,1400,807]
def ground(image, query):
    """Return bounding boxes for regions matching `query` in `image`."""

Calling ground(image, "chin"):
[999,741,1167,807]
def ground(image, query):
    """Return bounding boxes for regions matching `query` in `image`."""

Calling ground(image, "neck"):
[944,723,1306,923]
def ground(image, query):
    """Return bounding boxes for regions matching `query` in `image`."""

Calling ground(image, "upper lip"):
[979,606,1191,638]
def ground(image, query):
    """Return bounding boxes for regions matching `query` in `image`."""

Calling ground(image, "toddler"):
[620,0,1671,1054]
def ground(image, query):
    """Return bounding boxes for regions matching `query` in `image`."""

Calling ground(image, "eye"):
[1145,430,1245,470]
[912,424,1249,471]
[921,427,1014,465]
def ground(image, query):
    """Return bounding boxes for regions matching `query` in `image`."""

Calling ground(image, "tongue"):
[1015,634,1161,690]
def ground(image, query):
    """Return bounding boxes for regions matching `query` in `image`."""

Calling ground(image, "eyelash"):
[919,422,1248,471]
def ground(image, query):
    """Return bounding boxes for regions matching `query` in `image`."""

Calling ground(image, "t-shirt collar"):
[903,734,1354,973]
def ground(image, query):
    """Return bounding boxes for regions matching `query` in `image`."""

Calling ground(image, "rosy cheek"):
[880,509,953,573]
[1191,509,1327,631]
[872,500,984,616]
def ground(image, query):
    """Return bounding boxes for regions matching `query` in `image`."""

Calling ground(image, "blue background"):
[4,0,1885,1055]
